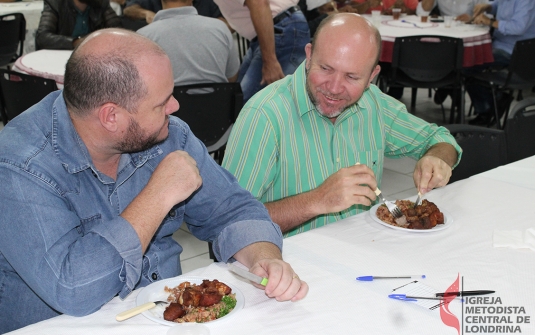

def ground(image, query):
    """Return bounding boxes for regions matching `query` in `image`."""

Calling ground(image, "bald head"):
[63,29,168,117]
[311,13,382,69]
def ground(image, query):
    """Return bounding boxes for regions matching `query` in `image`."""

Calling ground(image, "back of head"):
[311,13,382,68]
[63,28,167,117]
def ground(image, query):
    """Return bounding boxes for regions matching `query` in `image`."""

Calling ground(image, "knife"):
[228,263,268,286]
[436,290,495,297]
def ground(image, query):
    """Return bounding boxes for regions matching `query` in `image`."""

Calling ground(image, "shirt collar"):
[52,92,163,175]
[153,6,198,22]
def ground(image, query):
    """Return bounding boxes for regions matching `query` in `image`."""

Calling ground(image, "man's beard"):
[115,116,168,153]
[305,68,353,119]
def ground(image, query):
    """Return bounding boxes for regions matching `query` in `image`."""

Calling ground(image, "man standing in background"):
[214,0,310,102]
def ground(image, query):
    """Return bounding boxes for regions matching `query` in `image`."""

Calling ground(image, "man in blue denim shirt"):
[0,29,308,333]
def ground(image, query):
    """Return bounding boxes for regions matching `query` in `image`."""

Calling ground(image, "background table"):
[13,49,72,87]
[7,156,535,335]
[368,15,494,68]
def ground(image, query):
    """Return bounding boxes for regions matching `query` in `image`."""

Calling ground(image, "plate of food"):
[136,276,244,326]
[369,199,452,232]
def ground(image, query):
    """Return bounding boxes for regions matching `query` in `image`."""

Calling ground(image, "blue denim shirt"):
[0,91,282,332]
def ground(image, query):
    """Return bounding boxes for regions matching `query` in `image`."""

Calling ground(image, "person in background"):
[418,0,487,23]
[298,0,335,37]
[213,0,310,102]
[466,0,535,125]
[137,0,239,85]
[0,28,308,333]
[421,0,490,108]
[36,0,121,50]
[222,13,461,237]
[123,0,224,24]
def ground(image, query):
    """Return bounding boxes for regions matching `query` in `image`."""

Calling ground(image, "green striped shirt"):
[223,62,461,237]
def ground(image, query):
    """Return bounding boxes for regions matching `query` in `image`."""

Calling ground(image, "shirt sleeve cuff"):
[211,220,283,263]
[90,216,143,297]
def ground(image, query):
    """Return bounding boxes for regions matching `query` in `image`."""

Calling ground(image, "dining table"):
[12,49,72,87]
[7,155,535,335]
[365,14,494,68]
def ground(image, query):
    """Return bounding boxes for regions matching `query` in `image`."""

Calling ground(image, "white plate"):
[369,203,453,232]
[136,276,244,326]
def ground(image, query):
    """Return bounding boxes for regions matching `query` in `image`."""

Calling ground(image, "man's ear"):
[304,43,312,69]
[368,64,382,87]
[98,103,121,132]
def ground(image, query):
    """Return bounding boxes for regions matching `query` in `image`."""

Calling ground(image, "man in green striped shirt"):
[222,13,462,238]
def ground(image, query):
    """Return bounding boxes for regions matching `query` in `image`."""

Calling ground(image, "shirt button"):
[336,157,340,163]
[151,273,158,280]
[168,210,176,218]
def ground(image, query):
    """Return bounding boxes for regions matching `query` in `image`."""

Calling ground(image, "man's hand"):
[472,13,492,26]
[249,258,309,302]
[472,3,491,18]
[260,59,285,86]
[313,164,377,214]
[145,11,155,24]
[148,151,202,208]
[264,164,377,232]
[234,242,308,302]
[413,156,452,194]
[456,13,471,23]
[121,151,202,252]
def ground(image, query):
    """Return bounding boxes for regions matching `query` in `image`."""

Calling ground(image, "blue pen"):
[401,20,423,28]
[389,294,446,301]
[356,275,426,281]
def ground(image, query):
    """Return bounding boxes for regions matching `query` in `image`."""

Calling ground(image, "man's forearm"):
[421,0,434,12]
[233,241,282,268]
[264,191,322,233]
[245,0,277,64]
[423,143,458,167]
[123,4,153,20]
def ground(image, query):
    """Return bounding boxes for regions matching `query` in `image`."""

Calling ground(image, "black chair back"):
[391,36,463,84]
[0,13,26,67]
[504,37,535,86]
[387,35,464,121]
[445,124,507,183]
[504,97,535,163]
[172,82,243,162]
[0,70,58,125]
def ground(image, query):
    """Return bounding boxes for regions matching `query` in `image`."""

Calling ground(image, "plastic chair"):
[172,82,243,165]
[445,124,507,183]
[466,37,535,129]
[384,36,464,122]
[0,13,26,67]
[504,97,535,163]
[0,69,58,125]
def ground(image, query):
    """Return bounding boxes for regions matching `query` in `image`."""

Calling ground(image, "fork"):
[374,188,407,225]
[414,191,423,207]
[116,300,168,321]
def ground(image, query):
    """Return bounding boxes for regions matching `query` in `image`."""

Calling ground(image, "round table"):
[13,49,72,87]
[366,15,494,67]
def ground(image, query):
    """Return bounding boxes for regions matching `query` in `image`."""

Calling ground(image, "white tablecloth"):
[13,49,72,87]
[8,156,535,335]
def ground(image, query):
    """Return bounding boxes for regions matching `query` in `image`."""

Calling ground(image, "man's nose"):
[326,73,345,94]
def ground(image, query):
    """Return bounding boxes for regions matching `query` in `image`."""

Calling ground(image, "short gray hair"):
[63,52,148,116]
